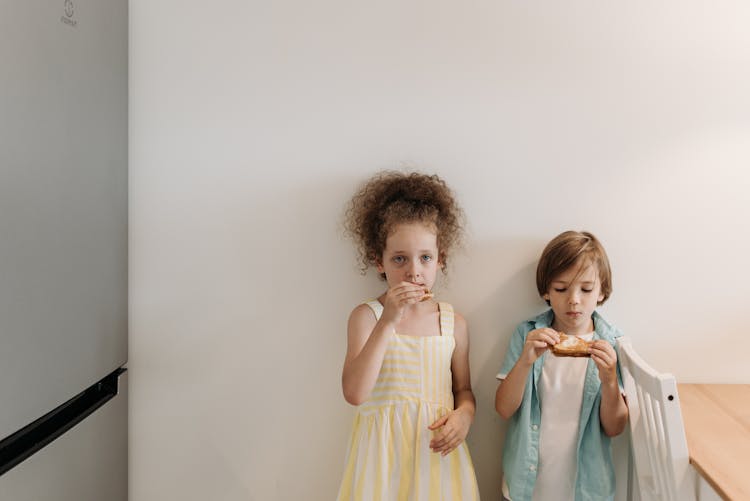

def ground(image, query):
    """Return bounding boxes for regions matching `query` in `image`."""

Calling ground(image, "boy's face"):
[377,222,441,291]
[544,261,605,336]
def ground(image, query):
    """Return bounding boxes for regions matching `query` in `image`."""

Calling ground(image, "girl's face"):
[377,222,441,290]
[545,261,605,336]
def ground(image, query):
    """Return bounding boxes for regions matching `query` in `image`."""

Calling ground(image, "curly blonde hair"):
[344,171,465,278]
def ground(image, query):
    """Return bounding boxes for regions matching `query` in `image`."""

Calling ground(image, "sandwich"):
[551,332,593,357]
[420,288,433,301]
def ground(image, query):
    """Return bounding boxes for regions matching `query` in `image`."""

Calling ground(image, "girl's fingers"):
[431,429,455,449]
[395,288,427,305]
[439,438,462,456]
[428,415,449,430]
[443,441,460,455]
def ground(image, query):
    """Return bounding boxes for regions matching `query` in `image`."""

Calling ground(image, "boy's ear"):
[543,293,550,300]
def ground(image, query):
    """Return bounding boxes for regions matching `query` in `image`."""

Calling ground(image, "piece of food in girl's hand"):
[420,288,433,301]
[551,332,593,357]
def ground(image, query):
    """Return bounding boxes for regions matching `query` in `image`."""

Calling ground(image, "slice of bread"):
[551,332,593,357]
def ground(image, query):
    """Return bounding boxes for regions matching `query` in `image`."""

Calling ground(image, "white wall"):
[130,2,750,500]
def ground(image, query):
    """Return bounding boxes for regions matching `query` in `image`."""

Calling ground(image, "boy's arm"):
[495,358,534,419]
[591,340,629,436]
[599,380,628,436]
[495,326,559,419]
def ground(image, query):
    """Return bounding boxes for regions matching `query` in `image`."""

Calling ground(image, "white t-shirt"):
[532,332,594,501]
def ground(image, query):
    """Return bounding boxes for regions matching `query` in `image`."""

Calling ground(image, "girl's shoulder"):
[348,301,380,324]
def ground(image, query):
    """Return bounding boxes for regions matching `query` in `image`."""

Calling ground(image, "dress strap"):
[438,302,455,337]
[364,300,384,320]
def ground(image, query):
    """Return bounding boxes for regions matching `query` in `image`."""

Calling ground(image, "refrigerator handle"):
[0,368,126,476]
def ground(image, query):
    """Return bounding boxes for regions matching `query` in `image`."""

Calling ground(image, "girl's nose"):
[406,265,421,280]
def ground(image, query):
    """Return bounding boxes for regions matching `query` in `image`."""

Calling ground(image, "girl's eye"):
[421,255,432,262]
[392,256,406,264]
[582,289,593,293]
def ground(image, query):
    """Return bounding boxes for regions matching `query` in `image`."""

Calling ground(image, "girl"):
[337,171,480,500]
[495,231,628,501]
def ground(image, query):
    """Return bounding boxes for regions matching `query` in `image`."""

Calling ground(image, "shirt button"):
[532,424,539,431]
[529,465,537,472]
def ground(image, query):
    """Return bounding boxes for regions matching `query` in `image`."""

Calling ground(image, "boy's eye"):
[553,288,566,293]
[582,288,593,293]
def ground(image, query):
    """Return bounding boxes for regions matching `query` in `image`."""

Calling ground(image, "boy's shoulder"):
[516,309,555,331]
[592,311,624,341]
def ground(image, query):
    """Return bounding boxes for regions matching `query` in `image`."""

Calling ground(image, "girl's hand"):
[428,409,472,456]
[590,340,618,385]
[380,282,428,325]
[521,328,560,365]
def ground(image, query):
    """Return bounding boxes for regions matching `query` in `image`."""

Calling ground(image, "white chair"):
[616,337,695,501]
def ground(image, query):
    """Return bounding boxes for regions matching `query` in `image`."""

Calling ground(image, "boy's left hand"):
[428,409,472,456]
[590,340,618,386]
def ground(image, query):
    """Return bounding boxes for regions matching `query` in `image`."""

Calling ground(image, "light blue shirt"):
[497,309,624,501]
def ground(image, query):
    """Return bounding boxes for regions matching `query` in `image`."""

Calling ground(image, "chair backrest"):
[616,337,693,501]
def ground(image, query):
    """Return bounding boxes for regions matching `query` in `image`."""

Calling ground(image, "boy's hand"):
[428,409,472,456]
[521,328,560,365]
[590,340,618,385]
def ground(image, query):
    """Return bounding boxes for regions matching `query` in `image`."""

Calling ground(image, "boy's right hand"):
[380,282,428,325]
[521,328,560,365]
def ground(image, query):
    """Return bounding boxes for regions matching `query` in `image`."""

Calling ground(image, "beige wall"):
[130,1,750,499]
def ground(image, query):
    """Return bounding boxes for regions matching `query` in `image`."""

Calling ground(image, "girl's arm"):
[429,313,475,455]
[342,282,426,405]
[591,341,629,436]
[495,327,559,419]
[341,304,396,405]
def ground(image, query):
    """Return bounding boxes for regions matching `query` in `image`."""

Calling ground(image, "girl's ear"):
[376,258,384,274]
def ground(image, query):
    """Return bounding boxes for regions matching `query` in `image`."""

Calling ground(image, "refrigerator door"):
[0,0,127,440]
[0,372,127,501]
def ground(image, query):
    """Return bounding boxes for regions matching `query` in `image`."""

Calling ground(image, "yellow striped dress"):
[337,301,480,501]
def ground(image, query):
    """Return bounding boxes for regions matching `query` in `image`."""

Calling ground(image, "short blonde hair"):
[536,230,612,306]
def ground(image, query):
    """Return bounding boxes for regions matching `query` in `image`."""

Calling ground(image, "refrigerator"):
[0,0,128,500]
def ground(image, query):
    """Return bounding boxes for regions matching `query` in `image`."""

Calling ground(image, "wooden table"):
[677,384,750,501]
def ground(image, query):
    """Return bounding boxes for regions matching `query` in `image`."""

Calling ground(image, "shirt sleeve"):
[496,324,527,380]
[614,338,626,396]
